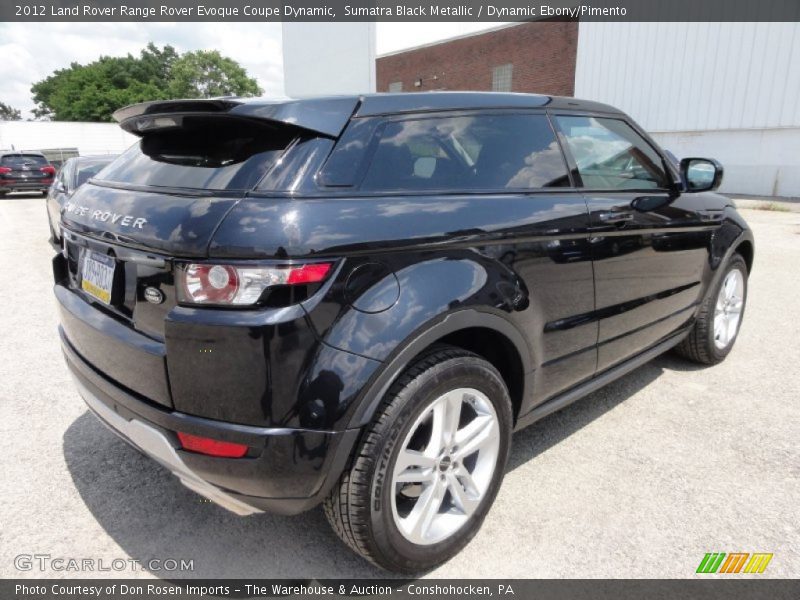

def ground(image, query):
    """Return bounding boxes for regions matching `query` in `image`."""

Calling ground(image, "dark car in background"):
[53,93,753,573]
[0,151,55,196]
[47,155,117,244]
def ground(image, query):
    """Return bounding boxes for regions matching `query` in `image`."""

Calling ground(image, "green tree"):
[31,44,178,121]
[0,102,22,120]
[167,50,262,98]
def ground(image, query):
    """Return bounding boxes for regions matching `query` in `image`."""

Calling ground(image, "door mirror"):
[680,158,723,192]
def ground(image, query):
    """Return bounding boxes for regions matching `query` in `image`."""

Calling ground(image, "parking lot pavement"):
[1,193,798,579]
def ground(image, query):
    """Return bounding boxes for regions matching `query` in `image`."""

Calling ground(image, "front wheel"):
[676,253,748,364]
[324,346,512,573]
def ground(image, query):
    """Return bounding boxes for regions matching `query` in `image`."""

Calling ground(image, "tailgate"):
[55,230,178,407]
[61,183,241,258]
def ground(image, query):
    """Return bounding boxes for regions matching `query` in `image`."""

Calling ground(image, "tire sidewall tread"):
[324,346,512,573]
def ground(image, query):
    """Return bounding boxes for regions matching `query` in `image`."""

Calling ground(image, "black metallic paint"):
[55,93,754,512]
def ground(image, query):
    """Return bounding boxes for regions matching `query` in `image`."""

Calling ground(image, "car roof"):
[114,92,623,139]
[352,92,622,117]
[65,155,117,166]
[0,150,46,157]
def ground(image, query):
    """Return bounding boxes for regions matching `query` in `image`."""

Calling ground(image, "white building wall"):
[282,23,376,97]
[0,120,136,156]
[575,22,800,197]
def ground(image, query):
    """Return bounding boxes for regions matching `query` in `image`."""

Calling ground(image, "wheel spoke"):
[453,415,495,460]
[726,313,738,343]
[714,316,725,341]
[447,469,479,516]
[426,402,447,456]
[725,274,737,299]
[394,449,437,483]
[406,480,446,542]
[442,392,463,447]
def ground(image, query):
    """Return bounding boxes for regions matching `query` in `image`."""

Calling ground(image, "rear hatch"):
[56,102,334,407]
[0,153,53,186]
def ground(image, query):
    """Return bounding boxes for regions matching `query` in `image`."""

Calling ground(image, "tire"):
[324,346,513,573]
[676,253,748,365]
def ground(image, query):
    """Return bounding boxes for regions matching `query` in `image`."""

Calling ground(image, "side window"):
[57,163,71,191]
[555,115,668,190]
[359,114,569,192]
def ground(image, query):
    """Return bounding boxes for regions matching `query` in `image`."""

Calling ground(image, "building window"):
[492,64,513,92]
[388,81,403,93]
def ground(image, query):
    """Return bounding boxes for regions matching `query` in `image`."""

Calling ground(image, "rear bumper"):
[0,181,50,192]
[62,332,360,516]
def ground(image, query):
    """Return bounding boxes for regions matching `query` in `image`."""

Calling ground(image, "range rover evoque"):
[54,93,753,573]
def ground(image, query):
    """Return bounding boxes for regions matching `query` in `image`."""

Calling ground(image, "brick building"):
[376,22,578,96]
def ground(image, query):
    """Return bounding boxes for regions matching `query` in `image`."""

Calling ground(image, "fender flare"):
[707,220,754,297]
[346,308,533,429]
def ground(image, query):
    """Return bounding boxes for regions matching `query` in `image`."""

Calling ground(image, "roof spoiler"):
[113,96,360,138]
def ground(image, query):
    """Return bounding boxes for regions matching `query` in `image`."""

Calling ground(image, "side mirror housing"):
[680,157,723,192]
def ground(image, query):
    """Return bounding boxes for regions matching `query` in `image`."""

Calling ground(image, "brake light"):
[182,264,240,304]
[177,432,248,458]
[40,166,56,176]
[178,262,333,306]
[0,167,11,175]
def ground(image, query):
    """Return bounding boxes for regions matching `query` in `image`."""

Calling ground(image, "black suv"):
[54,93,753,573]
[0,151,56,196]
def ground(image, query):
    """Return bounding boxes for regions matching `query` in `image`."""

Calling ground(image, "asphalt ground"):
[1,193,798,579]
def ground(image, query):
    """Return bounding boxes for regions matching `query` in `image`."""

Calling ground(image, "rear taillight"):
[0,167,11,175]
[177,262,333,306]
[40,166,56,176]
[177,432,248,458]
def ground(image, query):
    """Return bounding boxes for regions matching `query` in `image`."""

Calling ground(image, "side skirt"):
[514,327,691,431]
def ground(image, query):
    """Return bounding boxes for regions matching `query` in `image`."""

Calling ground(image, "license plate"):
[81,251,115,304]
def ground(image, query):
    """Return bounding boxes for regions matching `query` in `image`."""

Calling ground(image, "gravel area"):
[1,193,797,579]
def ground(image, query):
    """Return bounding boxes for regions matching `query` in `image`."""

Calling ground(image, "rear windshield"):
[96,116,297,191]
[1,154,48,167]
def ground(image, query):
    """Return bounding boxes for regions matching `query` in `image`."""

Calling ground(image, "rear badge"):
[143,287,164,304]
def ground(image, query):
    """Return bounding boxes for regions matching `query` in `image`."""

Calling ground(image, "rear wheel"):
[676,253,748,364]
[324,346,512,573]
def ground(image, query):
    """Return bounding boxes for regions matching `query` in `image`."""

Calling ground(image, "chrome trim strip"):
[72,375,262,517]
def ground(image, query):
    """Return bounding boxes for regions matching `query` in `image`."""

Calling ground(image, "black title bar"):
[3,0,800,22]
[3,579,800,600]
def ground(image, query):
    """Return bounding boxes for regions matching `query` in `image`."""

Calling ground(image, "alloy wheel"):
[713,268,745,350]
[390,387,500,545]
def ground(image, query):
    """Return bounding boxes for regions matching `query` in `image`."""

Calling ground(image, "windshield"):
[96,116,298,191]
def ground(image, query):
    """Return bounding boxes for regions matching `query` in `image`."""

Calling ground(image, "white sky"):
[0,22,507,119]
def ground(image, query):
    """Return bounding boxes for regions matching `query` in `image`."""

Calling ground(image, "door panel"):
[586,192,712,371]
[500,198,597,406]
[553,114,715,372]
